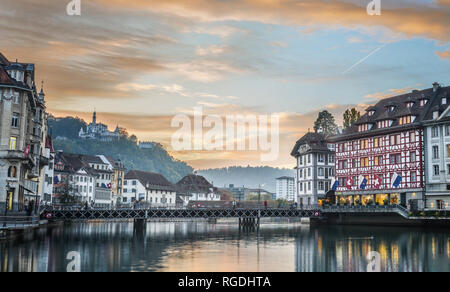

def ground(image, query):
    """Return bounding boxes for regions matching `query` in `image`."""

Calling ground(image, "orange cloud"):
[436,49,450,59]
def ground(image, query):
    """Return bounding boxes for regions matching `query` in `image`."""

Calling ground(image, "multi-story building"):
[98,155,125,206]
[82,155,114,208]
[78,111,120,142]
[423,83,450,210]
[53,152,114,208]
[329,83,449,208]
[291,132,335,206]
[0,53,49,213]
[275,176,295,201]
[39,135,55,205]
[176,174,220,206]
[123,170,177,207]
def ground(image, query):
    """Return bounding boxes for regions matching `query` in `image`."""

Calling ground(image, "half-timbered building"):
[329,83,450,209]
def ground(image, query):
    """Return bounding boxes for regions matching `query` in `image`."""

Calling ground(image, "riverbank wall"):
[311,213,450,227]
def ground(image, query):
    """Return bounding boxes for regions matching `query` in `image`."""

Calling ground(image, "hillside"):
[48,116,193,183]
[197,166,295,193]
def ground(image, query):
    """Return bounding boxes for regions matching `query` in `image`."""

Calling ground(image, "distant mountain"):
[48,116,193,183]
[197,166,295,193]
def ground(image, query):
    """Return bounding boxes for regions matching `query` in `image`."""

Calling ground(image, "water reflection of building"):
[294,226,450,272]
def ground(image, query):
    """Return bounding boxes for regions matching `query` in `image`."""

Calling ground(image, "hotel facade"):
[329,83,450,209]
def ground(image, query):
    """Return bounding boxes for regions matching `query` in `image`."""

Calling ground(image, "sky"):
[0,0,449,170]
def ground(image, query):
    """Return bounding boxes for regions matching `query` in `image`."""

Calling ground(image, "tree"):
[314,110,338,136]
[343,108,361,129]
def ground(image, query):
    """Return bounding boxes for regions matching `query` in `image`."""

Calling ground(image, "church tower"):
[93,110,97,125]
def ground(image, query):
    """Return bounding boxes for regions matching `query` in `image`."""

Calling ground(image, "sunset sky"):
[1,0,449,169]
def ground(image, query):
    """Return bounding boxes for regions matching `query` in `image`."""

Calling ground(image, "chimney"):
[433,82,440,92]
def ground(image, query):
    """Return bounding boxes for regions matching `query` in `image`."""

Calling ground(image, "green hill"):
[48,116,193,183]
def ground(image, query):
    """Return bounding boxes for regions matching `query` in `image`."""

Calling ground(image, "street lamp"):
[3,182,11,227]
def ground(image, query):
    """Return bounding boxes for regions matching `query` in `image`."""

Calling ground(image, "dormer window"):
[368,110,375,116]
[390,106,396,112]
[406,102,414,108]
[433,111,439,119]
[399,115,414,125]
[358,123,372,132]
[442,97,447,105]
[377,120,392,129]
[419,99,428,106]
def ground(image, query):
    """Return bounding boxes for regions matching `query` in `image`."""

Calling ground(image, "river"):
[1,221,449,272]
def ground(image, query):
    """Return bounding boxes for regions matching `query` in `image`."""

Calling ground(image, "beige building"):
[0,52,49,213]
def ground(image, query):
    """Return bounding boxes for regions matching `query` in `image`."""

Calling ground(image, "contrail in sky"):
[342,44,387,74]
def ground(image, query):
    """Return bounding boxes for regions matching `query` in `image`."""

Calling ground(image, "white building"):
[276,176,295,201]
[40,135,55,205]
[423,83,450,210]
[123,170,177,208]
[79,111,120,142]
[53,152,113,208]
[291,132,335,206]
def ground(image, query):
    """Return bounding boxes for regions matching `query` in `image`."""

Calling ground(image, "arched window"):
[8,166,17,178]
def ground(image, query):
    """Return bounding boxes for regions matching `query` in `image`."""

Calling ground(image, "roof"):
[176,174,216,194]
[54,152,99,176]
[329,84,450,142]
[125,170,176,191]
[291,132,331,157]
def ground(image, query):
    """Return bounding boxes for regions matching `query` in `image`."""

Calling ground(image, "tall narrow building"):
[291,133,335,206]
[0,53,49,213]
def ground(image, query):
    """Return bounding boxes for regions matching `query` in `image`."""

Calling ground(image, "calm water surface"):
[1,221,449,272]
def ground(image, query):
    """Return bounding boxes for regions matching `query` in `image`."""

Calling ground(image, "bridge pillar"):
[134,218,147,233]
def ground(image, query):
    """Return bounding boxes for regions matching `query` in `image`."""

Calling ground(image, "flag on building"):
[331,178,339,191]
[374,175,382,189]
[358,175,368,190]
[54,175,60,184]
[391,173,402,188]
[346,177,354,190]
[24,145,31,158]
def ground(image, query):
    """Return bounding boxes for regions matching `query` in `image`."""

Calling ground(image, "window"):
[432,127,439,138]
[410,131,416,142]
[406,102,414,108]
[448,164,450,175]
[446,125,450,136]
[299,155,303,165]
[318,168,324,177]
[352,159,357,168]
[9,137,17,150]
[299,169,303,179]
[7,166,17,178]
[447,145,450,157]
[360,157,369,167]
[308,154,311,164]
[433,165,440,176]
[11,113,19,128]
[308,168,311,177]
[374,156,384,166]
[419,99,428,106]
[411,172,417,183]
[410,152,416,163]
[338,160,348,169]
[318,181,324,191]
[308,182,311,191]
[329,154,334,163]
[318,154,325,163]
[399,116,412,125]
[433,146,439,159]
[374,137,380,148]
[442,97,447,105]
[433,111,439,119]
[360,139,369,149]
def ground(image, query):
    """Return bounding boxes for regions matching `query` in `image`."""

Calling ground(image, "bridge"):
[47,208,321,221]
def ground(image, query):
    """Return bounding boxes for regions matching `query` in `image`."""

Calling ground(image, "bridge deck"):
[48,209,321,221]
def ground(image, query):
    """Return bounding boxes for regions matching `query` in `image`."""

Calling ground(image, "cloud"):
[435,49,450,59]
[167,60,243,82]
[101,0,450,42]
[195,45,230,56]
[365,84,424,101]
[270,41,288,48]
